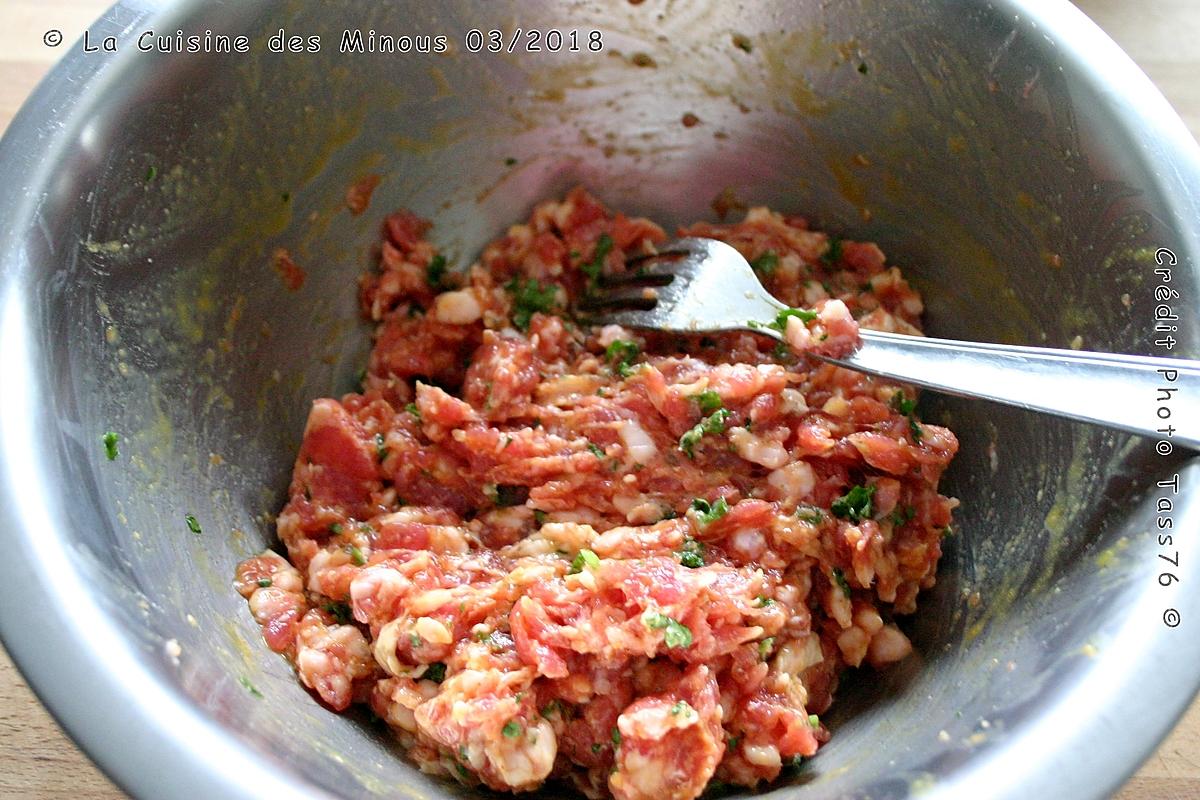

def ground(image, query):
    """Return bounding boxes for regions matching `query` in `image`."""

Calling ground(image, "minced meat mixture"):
[235,187,959,800]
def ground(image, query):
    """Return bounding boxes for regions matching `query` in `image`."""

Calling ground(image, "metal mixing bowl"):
[2,1,1199,798]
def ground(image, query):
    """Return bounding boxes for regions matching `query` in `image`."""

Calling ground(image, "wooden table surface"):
[2,1,1199,798]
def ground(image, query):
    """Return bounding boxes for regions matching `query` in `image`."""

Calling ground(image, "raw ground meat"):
[235,187,959,800]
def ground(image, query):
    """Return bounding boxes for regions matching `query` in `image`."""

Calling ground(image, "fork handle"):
[830,329,1200,451]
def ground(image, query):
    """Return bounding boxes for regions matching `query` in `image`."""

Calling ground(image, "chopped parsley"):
[102,431,119,461]
[611,726,622,746]
[750,307,818,333]
[890,505,916,527]
[582,233,614,285]
[426,254,448,289]
[758,637,775,659]
[323,601,354,625]
[642,611,693,648]
[145,165,157,181]
[691,496,729,526]
[753,595,774,607]
[586,442,606,459]
[796,505,824,525]
[670,700,694,716]
[374,432,389,462]
[348,544,367,566]
[695,390,723,415]
[808,713,821,728]
[592,742,604,754]
[831,567,852,598]
[502,720,522,738]
[405,402,421,420]
[423,662,447,683]
[679,536,705,568]
[664,620,694,648]
[540,699,562,719]
[569,548,600,574]
[821,236,843,265]
[533,509,547,525]
[750,251,779,275]
[327,523,343,536]
[256,577,272,588]
[889,391,916,416]
[888,392,925,441]
[830,484,875,522]
[185,514,202,535]
[678,408,731,458]
[505,277,558,331]
[605,339,641,377]
[237,676,263,698]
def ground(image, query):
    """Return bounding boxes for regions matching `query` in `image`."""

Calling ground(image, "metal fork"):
[579,237,1200,450]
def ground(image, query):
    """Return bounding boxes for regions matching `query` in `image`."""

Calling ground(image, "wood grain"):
[1,1,1197,798]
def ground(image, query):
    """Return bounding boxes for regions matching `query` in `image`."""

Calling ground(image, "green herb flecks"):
[506,277,558,331]
[145,165,157,182]
[679,536,705,569]
[642,611,693,649]
[256,578,272,588]
[238,676,263,698]
[695,390,723,415]
[569,548,600,574]
[749,307,818,333]
[502,720,522,738]
[323,601,354,625]
[796,505,824,525]
[831,567,852,598]
[582,233,614,286]
[830,484,875,522]
[375,432,389,462]
[821,236,843,265]
[606,339,641,377]
[758,637,775,659]
[586,442,606,459]
[185,514,202,535]
[889,391,916,416]
[348,545,367,566]
[678,408,731,458]
[423,662,447,683]
[890,505,916,527]
[611,726,622,746]
[426,254,448,289]
[889,390,925,442]
[750,251,779,275]
[691,496,729,526]
[670,700,694,716]
[405,402,422,421]
[102,431,119,461]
